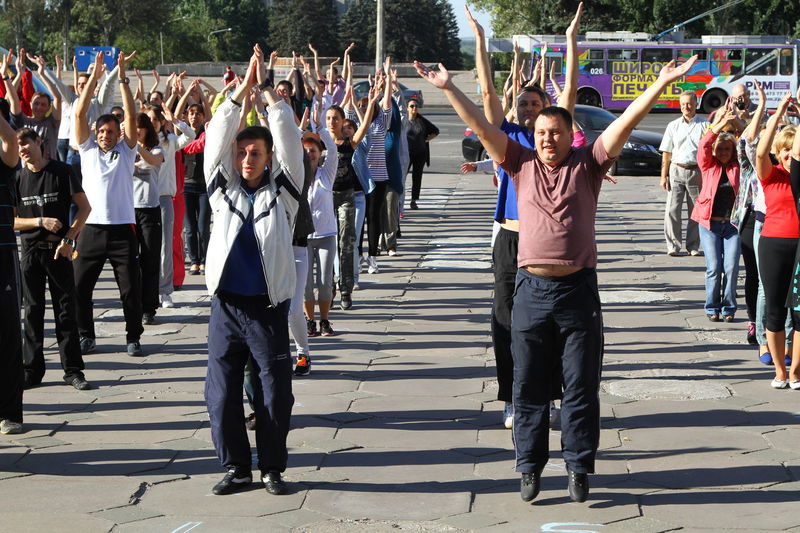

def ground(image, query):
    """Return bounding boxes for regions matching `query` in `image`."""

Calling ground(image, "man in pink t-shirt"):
[415,54,697,503]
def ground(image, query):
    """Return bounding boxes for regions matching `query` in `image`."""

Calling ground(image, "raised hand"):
[124,50,137,63]
[344,42,355,55]
[116,51,127,77]
[253,43,266,86]
[17,48,27,71]
[55,55,63,72]
[657,56,697,83]
[566,2,583,38]
[464,4,484,38]
[268,50,278,70]
[162,105,174,123]
[90,51,105,81]
[134,68,143,80]
[72,55,77,70]
[308,43,318,56]
[1,49,12,76]
[152,69,159,82]
[414,61,452,90]
[383,55,391,76]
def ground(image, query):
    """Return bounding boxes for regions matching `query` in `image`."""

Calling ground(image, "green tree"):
[339,0,463,68]
[203,0,269,62]
[268,0,339,56]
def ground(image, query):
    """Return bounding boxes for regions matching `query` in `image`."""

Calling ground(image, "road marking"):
[541,523,604,533]
[171,522,203,533]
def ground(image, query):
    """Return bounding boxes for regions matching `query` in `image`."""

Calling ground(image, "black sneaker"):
[262,471,287,495]
[245,412,257,431]
[567,468,589,502]
[212,468,252,495]
[142,313,155,325]
[319,319,335,337]
[294,354,311,376]
[23,372,41,390]
[67,375,91,391]
[340,293,352,310]
[79,337,96,355]
[127,341,144,357]
[306,319,318,337]
[521,471,541,502]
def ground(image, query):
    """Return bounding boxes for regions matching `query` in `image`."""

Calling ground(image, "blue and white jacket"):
[203,98,304,303]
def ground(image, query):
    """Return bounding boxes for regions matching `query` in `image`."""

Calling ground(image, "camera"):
[735,101,746,110]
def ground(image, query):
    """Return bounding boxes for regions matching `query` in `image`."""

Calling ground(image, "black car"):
[461,105,663,176]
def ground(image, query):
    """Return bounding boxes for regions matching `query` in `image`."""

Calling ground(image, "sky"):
[449,0,493,38]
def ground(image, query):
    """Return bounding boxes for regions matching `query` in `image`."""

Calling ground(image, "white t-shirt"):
[659,115,710,166]
[79,138,137,224]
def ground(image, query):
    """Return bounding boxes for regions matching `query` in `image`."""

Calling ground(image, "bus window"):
[711,49,742,76]
[779,48,793,75]
[642,48,673,64]
[608,49,639,61]
[547,55,563,76]
[581,48,605,74]
[745,48,778,76]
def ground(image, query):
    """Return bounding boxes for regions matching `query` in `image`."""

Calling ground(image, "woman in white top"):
[145,103,195,308]
[303,124,339,340]
[133,113,165,324]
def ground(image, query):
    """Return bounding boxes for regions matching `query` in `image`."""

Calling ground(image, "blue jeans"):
[699,221,741,317]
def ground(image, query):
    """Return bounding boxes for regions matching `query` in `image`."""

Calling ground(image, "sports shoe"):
[667,249,680,256]
[306,319,318,338]
[189,264,201,275]
[790,380,800,390]
[212,468,252,495]
[689,249,703,256]
[353,282,360,291]
[367,256,379,274]
[771,378,789,389]
[340,293,352,310]
[161,294,175,308]
[502,402,513,429]
[747,322,757,345]
[262,471,287,495]
[567,468,589,502]
[0,420,22,435]
[245,412,257,431]
[410,200,418,210]
[142,313,155,325]
[294,354,311,376]
[759,352,773,365]
[127,341,144,357]
[388,249,398,257]
[319,319,335,337]
[79,337,96,355]
[520,471,541,502]
[67,375,91,391]
[549,401,560,428]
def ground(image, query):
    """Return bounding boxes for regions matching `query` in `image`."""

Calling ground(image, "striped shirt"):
[367,108,391,182]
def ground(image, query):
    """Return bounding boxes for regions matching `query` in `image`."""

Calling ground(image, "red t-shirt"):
[499,139,617,268]
[761,164,799,238]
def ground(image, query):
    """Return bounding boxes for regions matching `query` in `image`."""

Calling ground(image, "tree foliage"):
[269,0,339,57]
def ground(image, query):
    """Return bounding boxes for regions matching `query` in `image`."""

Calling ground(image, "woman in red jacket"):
[691,103,740,322]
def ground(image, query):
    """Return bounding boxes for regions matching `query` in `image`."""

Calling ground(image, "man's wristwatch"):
[61,237,76,248]
[118,77,130,84]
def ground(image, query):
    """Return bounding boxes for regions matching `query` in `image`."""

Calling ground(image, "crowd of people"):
[0,40,440,461]
[1,2,797,506]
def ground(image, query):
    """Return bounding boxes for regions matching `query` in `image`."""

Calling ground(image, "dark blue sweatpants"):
[206,293,293,474]
[511,267,603,474]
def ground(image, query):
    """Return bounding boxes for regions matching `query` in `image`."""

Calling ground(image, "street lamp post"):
[160,16,190,66]
[375,0,384,72]
[207,28,233,62]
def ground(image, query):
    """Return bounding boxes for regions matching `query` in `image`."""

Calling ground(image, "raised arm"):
[74,52,105,146]
[351,84,381,147]
[133,68,145,107]
[415,61,507,163]
[1,51,20,117]
[756,91,792,181]
[0,107,18,169]
[149,69,160,97]
[465,4,504,127]
[560,3,582,114]
[511,40,521,104]
[117,51,138,149]
[29,54,62,122]
[743,81,766,144]
[601,57,697,158]
[308,43,322,84]
[381,57,393,111]
[342,42,355,81]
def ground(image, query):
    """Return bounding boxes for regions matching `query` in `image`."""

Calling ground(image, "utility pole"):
[62,0,70,70]
[375,0,384,72]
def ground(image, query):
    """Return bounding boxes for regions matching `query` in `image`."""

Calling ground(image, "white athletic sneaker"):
[503,402,514,429]
[388,249,398,257]
[0,419,22,434]
[161,294,175,308]
[367,256,379,274]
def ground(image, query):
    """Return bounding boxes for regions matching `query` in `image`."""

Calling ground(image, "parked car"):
[352,80,424,108]
[461,104,663,176]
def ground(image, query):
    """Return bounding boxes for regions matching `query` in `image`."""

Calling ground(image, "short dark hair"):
[327,104,345,120]
[236,126,273,153]
[78,73,90,82]
[519,85,548,106]
[149,90,164,102]
[96,113,121,131]
[187,103,204,116]
[31,91,52,105]
[276,80,293,94]
[538,106,573,131]
[16,127,40,145]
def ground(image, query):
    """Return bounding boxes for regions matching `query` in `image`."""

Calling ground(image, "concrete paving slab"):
[305,488,472,521]
[0,512,114,533]
[115,515,292,533]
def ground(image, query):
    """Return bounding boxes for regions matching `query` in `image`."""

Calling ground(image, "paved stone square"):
[1,109,798,532]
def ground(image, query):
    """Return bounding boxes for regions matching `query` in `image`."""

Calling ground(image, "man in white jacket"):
[203,45,304,497]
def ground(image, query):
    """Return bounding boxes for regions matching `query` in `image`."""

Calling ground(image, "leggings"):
[365,181,388,257]
[305,236,336,302]
[289,245,310,356]
[739,209,757,322]
[758,235,798,331]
